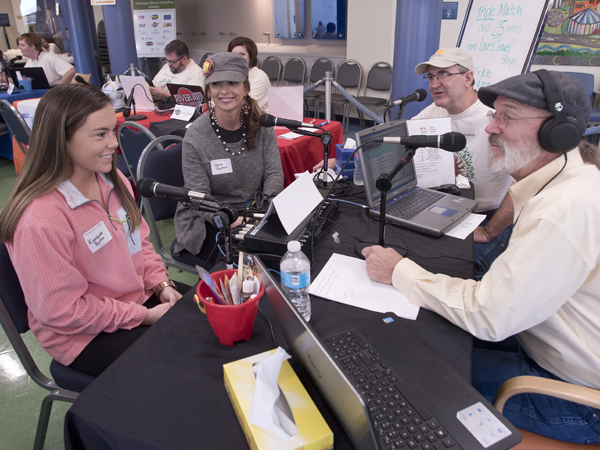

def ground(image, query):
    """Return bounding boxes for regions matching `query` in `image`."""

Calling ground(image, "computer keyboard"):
[323,329,460,450]
[386,189,444,220]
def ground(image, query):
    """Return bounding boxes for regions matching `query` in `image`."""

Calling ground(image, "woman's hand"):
[142,303,171,325]
[159,286,182,306]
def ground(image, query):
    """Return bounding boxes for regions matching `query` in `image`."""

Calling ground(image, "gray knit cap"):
[478,70,591,131]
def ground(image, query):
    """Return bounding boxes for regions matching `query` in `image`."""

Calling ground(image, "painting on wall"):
[534,0,600,66]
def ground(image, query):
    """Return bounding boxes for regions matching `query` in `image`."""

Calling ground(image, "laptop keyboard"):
[385,189,444,220]
[323,329,460,450]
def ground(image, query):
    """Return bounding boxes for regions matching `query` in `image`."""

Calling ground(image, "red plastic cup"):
[195,269,264,346]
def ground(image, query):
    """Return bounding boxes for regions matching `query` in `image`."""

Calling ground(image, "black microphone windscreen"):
[258,114,276,128]
[442,132,467,152]
[15,55,22,60]
[136,178,157,198]
[415,89,427,101]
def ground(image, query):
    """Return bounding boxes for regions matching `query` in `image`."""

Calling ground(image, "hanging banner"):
[133,0,177,58]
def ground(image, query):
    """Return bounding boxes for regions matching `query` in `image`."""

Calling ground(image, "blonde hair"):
[0,84,140,243]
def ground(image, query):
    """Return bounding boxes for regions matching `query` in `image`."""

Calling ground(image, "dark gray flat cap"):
[478,70,591,130]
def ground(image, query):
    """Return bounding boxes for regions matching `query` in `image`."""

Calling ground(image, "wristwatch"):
[153,280,177,298]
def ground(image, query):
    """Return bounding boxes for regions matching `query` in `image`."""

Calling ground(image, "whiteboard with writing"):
[457,0,551,89]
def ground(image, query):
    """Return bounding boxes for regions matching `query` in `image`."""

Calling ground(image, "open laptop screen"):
[355,120,416,208]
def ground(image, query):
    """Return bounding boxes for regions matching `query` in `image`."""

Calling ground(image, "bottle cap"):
[242,279,254,294]
[287,240,301,252]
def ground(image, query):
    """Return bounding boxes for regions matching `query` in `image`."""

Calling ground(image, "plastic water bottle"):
[353,152,364,186]
[280,240,311,321]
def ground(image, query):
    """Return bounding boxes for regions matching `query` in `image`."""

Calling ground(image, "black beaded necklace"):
[210,111,246,155]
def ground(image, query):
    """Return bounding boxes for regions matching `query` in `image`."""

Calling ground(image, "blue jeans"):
[472,342,600,444]
[473,217,513,281]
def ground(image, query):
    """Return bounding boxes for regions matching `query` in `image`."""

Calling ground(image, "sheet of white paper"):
[272,172,323,235]
[268,86,303,122]
[277,131,302,140]
[119,75,155,112]
[309,253,420,320]
[407,118,455,188]
[170,104,195,121]
[444,213,486,240]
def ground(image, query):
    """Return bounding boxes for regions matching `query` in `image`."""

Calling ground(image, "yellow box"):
[224,349,334,450]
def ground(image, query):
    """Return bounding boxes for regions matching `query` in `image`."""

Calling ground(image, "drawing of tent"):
[567,8,600,35]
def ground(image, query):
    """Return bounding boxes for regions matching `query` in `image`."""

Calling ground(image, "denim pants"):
[472,342,600,444]
[473,217,513,281]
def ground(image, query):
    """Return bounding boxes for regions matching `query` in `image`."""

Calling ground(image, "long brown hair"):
[205,79,263,150]
[0,84,140,243]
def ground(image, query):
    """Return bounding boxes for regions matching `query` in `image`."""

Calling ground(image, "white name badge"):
[84,221,112,253]
[210,158,233,175]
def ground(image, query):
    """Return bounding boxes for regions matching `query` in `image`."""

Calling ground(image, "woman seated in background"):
[227,36,271,112]
[0,84,182,377]
[174,52,283,263]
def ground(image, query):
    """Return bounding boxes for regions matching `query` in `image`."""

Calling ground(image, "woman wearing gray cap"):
[173,52,284,264]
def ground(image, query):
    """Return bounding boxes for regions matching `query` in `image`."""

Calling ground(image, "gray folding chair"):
[0,99,31,155]
[315,59,362,132]
[0,243,95,450]
[261,56,282,86]
[304,58,334,118]
[282,57,306,86]
[354,61,393,126]
[117,121,158,182]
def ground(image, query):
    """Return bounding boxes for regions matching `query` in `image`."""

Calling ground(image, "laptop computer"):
[166,83,205,108]
[8,67,51,90]
[256,256,522,450]
[356,120,478,237]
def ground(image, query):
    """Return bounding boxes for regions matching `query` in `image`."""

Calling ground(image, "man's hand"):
[149,86,170,100]
[313,158,336,172]
[362,245,404,285]
[474,225,491,243]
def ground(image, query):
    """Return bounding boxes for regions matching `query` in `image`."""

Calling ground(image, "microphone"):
[376,132,467,153]
[391,88,427,107]
[9,55,22,63]
[259,114,319,129]
[123,84,146,121]
[136,178,216,202]
[75,75,89,85]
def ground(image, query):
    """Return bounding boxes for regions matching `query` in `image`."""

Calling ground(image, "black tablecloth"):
[65,185,475,450]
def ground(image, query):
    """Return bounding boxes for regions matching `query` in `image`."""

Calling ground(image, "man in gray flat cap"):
[363,70,600,445]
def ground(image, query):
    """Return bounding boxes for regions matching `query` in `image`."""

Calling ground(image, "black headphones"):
[533,69,582,154]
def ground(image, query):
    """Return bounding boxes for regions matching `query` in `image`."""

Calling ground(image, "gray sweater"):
[174,113,284,255]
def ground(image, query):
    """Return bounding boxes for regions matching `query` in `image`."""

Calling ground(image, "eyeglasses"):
[486,110,549,129]
[163,55,183,65]
[423,71,467,82]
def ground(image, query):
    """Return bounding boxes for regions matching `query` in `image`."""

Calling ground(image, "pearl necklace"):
[210,111,246,155]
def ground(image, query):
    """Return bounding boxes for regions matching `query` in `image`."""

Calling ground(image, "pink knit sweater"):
[7,172,169,365]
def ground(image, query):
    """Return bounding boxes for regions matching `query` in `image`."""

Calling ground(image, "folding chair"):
[304,58,334,118]
[261,56,283,86]
[137,135,209,273]
[0,243,95,450]
[354,61,393,126]
[282,57,306,86]
[0,99,31,156]
[117,121,157,182]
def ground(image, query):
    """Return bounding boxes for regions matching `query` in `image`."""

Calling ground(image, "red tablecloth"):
[117,112,343,187]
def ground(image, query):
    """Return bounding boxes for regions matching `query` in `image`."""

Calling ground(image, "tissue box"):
[334,143,355,179]
[224,349,333,450]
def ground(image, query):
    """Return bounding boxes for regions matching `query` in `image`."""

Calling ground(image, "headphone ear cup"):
[538,116,582,154]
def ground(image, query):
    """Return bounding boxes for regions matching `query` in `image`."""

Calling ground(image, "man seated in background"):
[364,70,600,446]
[150,40,204,101]
[18,33,75,86]
[413,47,514,280]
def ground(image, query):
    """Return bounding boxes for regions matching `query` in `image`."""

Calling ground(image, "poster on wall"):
[133,0,176,58]
[534,0,600,67]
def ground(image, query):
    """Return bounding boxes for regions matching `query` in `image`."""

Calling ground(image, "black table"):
[65,185,475,450]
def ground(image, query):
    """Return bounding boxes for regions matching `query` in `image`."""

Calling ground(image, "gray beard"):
[487,134,543,174]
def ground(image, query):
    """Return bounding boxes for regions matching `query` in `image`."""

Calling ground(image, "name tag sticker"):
[211,158,233,175]
[84,221,112,253]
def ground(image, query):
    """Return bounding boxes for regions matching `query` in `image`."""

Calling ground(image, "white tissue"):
[249,347,298,440]
[343,137,357,149]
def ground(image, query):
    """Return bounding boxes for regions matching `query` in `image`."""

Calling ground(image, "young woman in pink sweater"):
[0,84,183,377]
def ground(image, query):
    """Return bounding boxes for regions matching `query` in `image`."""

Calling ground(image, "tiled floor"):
[0,120,365,449]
